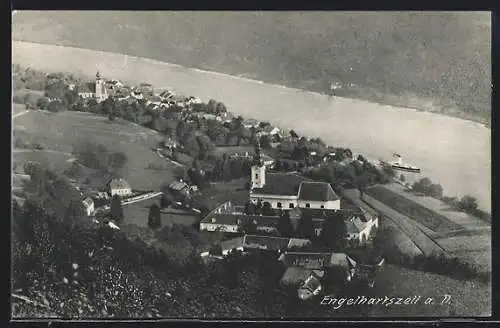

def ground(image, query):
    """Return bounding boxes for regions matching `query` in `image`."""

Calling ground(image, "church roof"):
[298,182,339,202]
[251,172,311,196]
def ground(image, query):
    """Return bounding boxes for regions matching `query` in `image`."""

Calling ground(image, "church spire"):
[252,139,263,167]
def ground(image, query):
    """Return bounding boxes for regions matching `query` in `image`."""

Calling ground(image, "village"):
[12,65,491,316]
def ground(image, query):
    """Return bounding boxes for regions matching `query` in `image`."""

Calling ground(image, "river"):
[12,41,491,211]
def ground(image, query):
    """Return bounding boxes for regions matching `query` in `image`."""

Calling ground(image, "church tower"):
[95,71,107,102]
[251,139,266,189]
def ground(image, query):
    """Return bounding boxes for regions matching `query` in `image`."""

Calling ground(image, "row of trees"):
[411,177,444,198]
[411,177,489,220]
[305,157,393,190]
[72,142,128,177]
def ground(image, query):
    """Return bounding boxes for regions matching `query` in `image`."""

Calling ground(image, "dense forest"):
[12,11,491,123]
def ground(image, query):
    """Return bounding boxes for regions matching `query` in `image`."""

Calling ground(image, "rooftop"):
[109,178,131,190]
[298,182,339,202]
[200,213,279,227]
[251,172,312,196]
[278,252,356,270]
[243,235,290,251]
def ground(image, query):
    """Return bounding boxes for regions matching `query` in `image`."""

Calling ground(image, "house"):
[278,252,357,271]
[279,251,358,300]
[163,137,179,150]
[108,178,132,197]
[345,213,377,245]
[169,180,192,199]
[242,235,311,252]
[256,126,282,139]
[77,71,109,102]
[298,273,323,300]
[288,207,379,241]
[199,213,279,234]
[249,143,340,210]
[199,233,312,259]
[199,236,245,258]
[243,118,260,129]
[82,197,95,216]
[130,89,144,100]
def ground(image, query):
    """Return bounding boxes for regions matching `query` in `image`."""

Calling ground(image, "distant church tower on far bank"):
[251,139,266,189]
[78,71,109,102]
[95,71,107,102]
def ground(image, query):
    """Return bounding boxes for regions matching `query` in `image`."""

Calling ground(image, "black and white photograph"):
[11,11,491,319]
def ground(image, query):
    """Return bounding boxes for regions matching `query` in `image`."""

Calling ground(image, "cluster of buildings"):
[197,141,382,299]
[200,142,378,243]
[80,177,133,217]
[75,71,202,111]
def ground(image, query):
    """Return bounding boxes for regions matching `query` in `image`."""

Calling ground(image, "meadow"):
[122,196,198,229]
[13,110,180,191]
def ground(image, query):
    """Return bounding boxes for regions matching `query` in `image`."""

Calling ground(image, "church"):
[249,142,340,210]
[77,71,109,102]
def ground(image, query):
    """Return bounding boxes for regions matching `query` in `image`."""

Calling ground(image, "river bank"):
[12,41,491,211]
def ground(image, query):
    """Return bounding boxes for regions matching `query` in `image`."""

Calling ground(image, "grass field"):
[122,196,198,228]
[365,185,463,233]
[13,110,180,191]
[13,150,73,175]
[385,182,490,228]
[365,264,491,317]
[193,178,249,210]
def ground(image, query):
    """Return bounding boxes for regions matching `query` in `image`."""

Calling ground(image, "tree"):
[244,201,254,215]
[239,218,258,235]
[160,194,173,208]
[296,210,315,239]
[259,135,272,149]
[262,202,274,216]
[64,200,86,230]
[413,177,432,193]
[110,195,124,223]
[289,130,299,139]
[277,211,294,237]
[428,183,444,199]
[110,152,128,171]
[458,195,479,212]
[255,199,263,215]
[36,97,50,110]
[47,100,64,112]
[320,212,347,251]
[147,204,162,230]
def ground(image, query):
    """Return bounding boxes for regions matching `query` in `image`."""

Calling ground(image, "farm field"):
[13,110,180,191]
[383,182,490,229]
[365,185,463,233]
[122,196,198,229]
[362,185,491,274]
